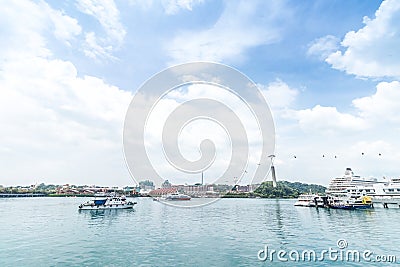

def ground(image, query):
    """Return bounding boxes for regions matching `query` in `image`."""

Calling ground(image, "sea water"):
[1,197,399,266]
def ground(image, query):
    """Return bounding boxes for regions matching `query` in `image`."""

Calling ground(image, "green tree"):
[254,181,326,198]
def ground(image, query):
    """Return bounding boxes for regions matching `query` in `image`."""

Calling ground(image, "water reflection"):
[262,199,290,247]
[273,199,284,231]
[78,208,136,227]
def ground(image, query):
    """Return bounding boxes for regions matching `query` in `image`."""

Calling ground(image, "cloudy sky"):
[1,0,399,187]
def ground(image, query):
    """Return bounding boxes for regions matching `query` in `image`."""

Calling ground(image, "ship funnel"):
[344,168,353,176]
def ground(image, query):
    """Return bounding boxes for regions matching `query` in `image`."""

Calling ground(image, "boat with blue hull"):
[78,194,137,210]
[327,195,373,210]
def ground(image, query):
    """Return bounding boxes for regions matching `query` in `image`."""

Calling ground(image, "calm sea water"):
[1,197,399,266]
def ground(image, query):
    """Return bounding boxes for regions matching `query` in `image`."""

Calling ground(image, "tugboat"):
[78,194,137,210]
[327,195,373,210]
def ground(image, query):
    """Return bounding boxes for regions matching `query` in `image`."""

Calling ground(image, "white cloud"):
[348,140,400,178]
[46,5,82,45]
[162,0,204,15]
[0,1,49,59]
[351,140,394,158]
[260,79,298,109]
[165,1,288,64]
[143,83,267,185]
[325,0,400,78]
[128,0,154,10]
[76,0,126,60]
[0,1,82,59]
[274,80,400,138]
[3,0,400,189]
[293,105,368,133]
[83,31,116,60]
[271,79,400,184]
[0,55,133,186]
[0,0,133,186]
[353,81,400,123]
[307,35,339,59]
[129,0,204,15]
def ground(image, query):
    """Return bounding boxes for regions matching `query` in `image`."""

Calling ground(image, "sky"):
[1,0,400,187]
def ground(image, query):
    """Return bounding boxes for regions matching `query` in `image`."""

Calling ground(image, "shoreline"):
[0,193,299,199]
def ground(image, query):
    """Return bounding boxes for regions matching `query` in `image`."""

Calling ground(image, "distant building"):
[162,180,172,188]
[149,188,177,197]
[139,184,155,191]
[181,184,217,196]
[231,184,259,193]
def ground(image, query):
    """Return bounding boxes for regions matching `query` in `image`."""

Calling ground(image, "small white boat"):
[164,193,191,201]
[78,194,137,210]
[294,193,320,207]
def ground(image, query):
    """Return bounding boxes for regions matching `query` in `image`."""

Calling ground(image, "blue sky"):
[2,0,400,187]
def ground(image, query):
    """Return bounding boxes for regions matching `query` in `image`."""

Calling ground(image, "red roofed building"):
[149,187,177,197]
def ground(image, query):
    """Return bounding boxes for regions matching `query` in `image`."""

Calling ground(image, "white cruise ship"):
[326,168,400,208]
[325,168,378,198]
[370,177,400,208]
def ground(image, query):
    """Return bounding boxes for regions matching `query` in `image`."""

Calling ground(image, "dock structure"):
[0,193,46,198]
